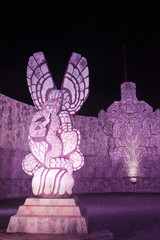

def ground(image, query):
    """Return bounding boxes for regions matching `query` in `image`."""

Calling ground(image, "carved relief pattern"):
[22,52,89,198]
[102,82,160,181]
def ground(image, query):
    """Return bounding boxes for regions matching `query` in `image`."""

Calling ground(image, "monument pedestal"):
[7,198,88,235]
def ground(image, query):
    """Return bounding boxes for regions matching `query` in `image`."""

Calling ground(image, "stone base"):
[7,198,88,235]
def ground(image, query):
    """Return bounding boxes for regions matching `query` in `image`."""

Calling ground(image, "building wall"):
[1,82,160,199]
[73,82,160,193]
[0,94,34,199]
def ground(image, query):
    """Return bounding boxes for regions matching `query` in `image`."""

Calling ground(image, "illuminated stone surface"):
[7,198,88,234]
[100,82,160,183]
[22,52,89,198]
[2,81,160,197]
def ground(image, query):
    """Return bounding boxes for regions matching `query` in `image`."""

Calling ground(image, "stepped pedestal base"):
[7,198,88,235]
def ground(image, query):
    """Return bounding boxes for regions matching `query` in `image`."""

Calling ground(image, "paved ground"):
[0,193,160,239]
[77,193,160,239]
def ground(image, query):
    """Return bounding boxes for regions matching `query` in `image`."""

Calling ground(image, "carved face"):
[42,90,62,113]
[42,98,62,114]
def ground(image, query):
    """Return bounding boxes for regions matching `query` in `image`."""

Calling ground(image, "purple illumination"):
[22,52,89,198]
[104,82,158,183]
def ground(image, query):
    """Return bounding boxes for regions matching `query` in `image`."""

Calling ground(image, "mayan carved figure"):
[103,82,157,183]
[22,52,89,198]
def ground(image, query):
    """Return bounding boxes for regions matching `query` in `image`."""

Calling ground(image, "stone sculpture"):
[101,82,156,183]
[22,52,89,198]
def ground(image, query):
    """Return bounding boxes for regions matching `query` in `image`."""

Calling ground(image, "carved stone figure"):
[101,82,159,183]
[22,52,89,198]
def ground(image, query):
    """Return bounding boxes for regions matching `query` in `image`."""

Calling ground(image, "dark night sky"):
[0,1,160,117]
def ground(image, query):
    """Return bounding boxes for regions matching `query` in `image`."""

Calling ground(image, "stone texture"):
[7,198,88,235]
[21,52,90,198]
[99,82,160,182]
[0,94,34,199]
[1,81,160,199]
[0,178,32,199]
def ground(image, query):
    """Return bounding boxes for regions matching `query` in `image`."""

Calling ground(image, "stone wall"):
[0,93,109,199]
[0,94,34,199]
[1,82,160,199]
[73,82,160,193]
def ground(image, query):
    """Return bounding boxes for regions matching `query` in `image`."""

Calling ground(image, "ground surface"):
[0,193,160,239]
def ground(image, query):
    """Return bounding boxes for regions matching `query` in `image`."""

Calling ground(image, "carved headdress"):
[27,52,89,113]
